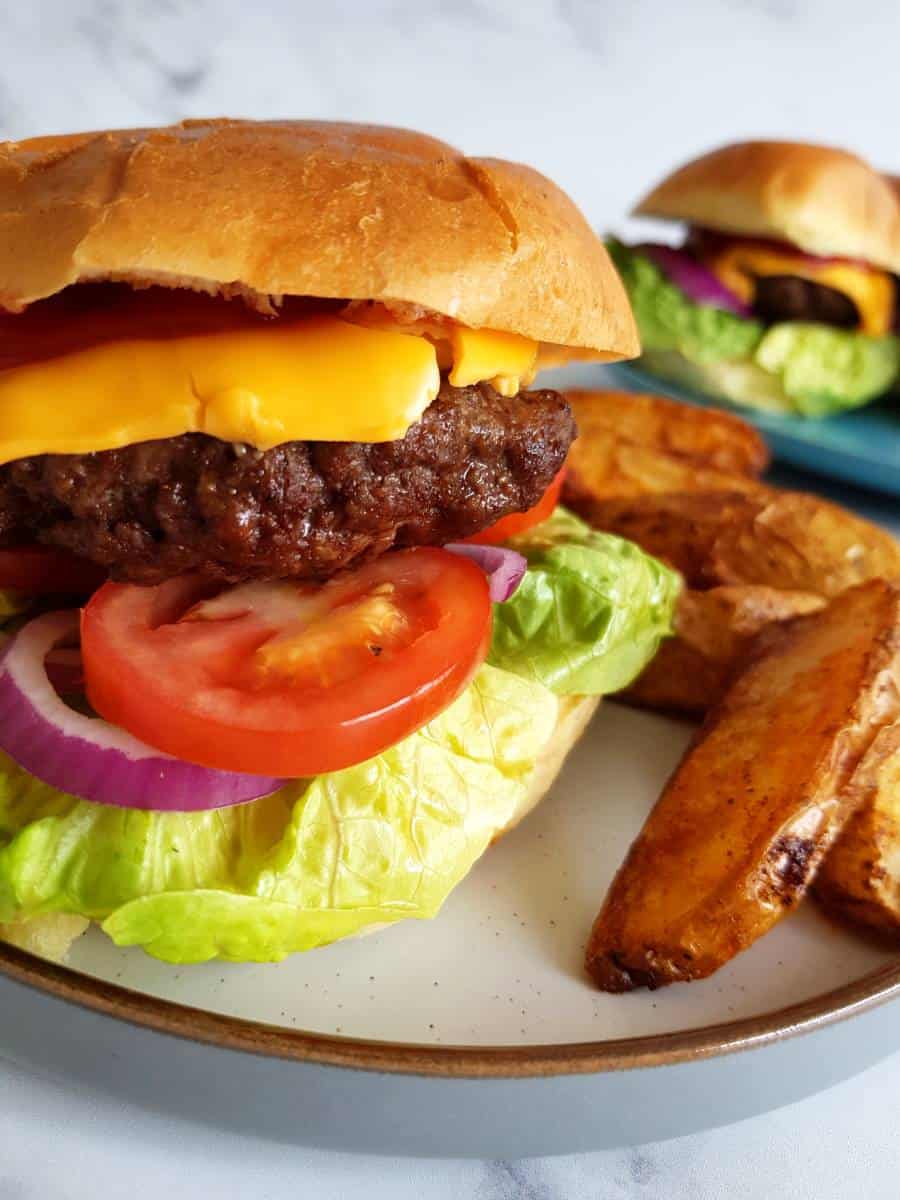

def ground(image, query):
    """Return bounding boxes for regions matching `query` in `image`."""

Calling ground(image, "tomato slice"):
[467,468,566,546]
[81,548,492,778]
[0,546,107,595]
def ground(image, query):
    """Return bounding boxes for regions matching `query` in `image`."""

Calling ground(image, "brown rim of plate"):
[0,941,898,1079]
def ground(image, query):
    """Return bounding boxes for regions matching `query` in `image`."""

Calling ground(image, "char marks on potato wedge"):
[585,580,900,991]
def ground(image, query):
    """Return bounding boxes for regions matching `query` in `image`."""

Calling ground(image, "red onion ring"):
[0,610,284,811]
[636,242,752,317]
[44,646,84,694]
[445,543,527,602]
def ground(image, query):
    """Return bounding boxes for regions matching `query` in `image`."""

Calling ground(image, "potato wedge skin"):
[569,491,753,585]
[707,492,900,597]
[563,391,765,508]
[577,490,900,596]
[586,581,900,991]
[564,389,770,477]
[563,439,762,508]
[562,390,899,595]
[815,721,900,942]
[625,586,825,717]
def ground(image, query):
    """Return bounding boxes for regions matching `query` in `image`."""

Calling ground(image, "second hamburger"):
[610,139,900,416]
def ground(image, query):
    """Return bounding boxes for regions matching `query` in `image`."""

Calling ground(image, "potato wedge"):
[625,586,825,717]
[566,386,772,475]
[815,721,900,941]
[565,389,770,476]
[562,394,768,509]
[572,491,760,586]
[563,439,764,507]
[580,490,900,596]
[585,580,900,991]
[562,389,767,509]
[708,492,900,596]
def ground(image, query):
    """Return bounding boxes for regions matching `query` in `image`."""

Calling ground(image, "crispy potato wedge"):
[563,439,763,507]
[625,586,825,717]
[585,580,900,991]
[565,389,770,476]
[708,492,900,596]
[572,491,760,585]
[581,490,900,595]
[562,401,766,508]
[815,721,900,942]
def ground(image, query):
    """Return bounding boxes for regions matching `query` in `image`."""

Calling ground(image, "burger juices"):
[608,140,900,416]
[0,120,678,965]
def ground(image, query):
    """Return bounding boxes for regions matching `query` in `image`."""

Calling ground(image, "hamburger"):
[609,140,900,416]
[0,120,677,966]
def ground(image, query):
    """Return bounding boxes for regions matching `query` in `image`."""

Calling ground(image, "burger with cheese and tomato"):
[0,120,677,966]
[609,140,900,416]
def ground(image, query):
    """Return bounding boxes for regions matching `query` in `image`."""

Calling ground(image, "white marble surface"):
[1,1,899,1196]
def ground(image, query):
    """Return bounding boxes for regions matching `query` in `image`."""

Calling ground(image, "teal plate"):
[609,362,900,499]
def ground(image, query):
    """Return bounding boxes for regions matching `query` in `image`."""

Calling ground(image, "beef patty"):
[752,275,860,329]
[0,380,575,584]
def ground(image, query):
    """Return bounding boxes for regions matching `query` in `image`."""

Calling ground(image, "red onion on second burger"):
[636,243,752,316]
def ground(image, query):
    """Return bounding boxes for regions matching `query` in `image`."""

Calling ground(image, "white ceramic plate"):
[1,701,898,1156]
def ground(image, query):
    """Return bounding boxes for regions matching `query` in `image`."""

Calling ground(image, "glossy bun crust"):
[0,119,638,359]
[635,140,900,271]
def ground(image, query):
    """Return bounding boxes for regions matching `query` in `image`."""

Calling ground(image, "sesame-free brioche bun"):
[634,140,900,272]
[0,118,638,359]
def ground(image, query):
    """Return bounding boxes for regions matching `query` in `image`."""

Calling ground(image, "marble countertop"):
[1,1,899,1195]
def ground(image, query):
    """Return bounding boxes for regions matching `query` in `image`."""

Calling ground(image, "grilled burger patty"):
[751,274,861,329]
[0,380,575,584]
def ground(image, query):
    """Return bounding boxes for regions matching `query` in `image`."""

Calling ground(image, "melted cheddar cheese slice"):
[449,327,539,396]
[0,315,539,465]
[705,242,895,336]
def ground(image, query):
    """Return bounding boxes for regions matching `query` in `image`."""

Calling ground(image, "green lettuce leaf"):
[0,664,557,963]
[487,508,680,695]
[607,238,763,364]
[638,349,799,413]
[753,323,900,416]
